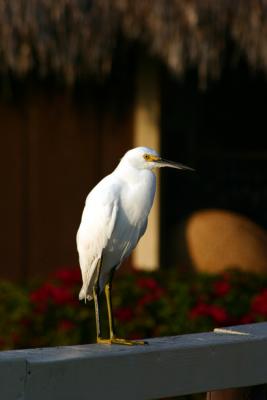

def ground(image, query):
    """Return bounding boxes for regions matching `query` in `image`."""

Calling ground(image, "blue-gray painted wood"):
[1,323,267,400]
[0,356,26,399]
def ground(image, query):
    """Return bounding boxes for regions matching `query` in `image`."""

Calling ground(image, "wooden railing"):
[1,322,267,400]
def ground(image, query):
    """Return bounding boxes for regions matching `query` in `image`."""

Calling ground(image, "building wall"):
[0,85,133,280]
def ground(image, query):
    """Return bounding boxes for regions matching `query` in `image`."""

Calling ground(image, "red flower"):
[12,332,20,344]
[208,304,228,324]
[251,289,267,316]
[240,313,255,324]
[57,319,75,332]
[136,277,165,306]
[54,268,81,286]
[128,332,143,340]
[222,272,231,281]
[137,287,165,307]
[189,302,228,324]
[20,317,31,327]
[30,284,52,312]
[30,283,77,312]
[213,280,231,297]
[114,307,134,322]
[30,284,51,303]
[49,285,74,305]
[137,278,160,290]
[189,303,209,319]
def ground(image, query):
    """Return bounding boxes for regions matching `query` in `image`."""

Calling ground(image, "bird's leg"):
[93,257,110,344]
[104,268,147,346]
[104,275,115,339]
[93,285,102,342]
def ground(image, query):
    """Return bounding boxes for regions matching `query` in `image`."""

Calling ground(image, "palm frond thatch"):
[0,0,266,84]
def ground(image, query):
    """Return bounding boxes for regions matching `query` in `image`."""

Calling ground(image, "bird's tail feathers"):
[79,286,93,302]
[79,257,100,303]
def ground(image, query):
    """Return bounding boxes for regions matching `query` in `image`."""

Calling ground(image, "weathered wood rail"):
[1,322,267,400]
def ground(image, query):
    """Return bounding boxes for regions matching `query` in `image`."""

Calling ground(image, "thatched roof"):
[1,0,267,84]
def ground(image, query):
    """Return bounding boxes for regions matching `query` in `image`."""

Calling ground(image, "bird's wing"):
[77,184,119,300]
[139,218,148,239]
[113,216,148,270]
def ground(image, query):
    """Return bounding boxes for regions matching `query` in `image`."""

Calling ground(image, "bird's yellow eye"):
[143,154,150,161]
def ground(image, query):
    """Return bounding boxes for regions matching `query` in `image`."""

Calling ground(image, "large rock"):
[179,209,267,273]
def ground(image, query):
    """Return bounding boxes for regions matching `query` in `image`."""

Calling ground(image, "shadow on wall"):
[173,209,267,274]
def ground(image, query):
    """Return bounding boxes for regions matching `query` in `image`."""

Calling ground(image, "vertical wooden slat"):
[0,82,135,280]
[0,101,25,279]
[24,86,134,279]
[20,117,30,280]
[26,89,100,278]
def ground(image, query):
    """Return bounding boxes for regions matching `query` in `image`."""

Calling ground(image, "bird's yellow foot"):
[97,337,147,345]
[111,337,148,346]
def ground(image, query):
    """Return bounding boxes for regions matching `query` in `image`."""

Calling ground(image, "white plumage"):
[77,147,157,301]
[76,146,193,344]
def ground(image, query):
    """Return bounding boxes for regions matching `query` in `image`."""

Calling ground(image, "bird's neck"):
[114,160,154,183]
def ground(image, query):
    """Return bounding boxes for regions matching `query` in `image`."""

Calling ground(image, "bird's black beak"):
[156,158,195,171]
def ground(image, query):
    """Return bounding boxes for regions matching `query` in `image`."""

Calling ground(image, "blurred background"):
[3,0,267,279]
[1,0,267,350]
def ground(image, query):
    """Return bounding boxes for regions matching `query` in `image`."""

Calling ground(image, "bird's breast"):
[100,170,156,274]
[120,170,156,226]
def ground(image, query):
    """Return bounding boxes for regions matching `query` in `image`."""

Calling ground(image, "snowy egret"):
[77,147,194,345]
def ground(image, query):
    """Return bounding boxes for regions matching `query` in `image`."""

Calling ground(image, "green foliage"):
[0,268,267,350]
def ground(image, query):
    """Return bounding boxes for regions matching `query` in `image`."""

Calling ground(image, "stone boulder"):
[179,209,267,273]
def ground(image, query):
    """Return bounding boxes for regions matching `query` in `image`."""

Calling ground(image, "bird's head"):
[120,147,194,172]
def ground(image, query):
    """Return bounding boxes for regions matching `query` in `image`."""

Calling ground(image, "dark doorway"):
[161,61,267,267]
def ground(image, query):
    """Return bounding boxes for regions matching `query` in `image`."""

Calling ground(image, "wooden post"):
[132,56,160,270]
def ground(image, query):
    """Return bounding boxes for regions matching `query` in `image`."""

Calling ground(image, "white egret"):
[77,147,194,345]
